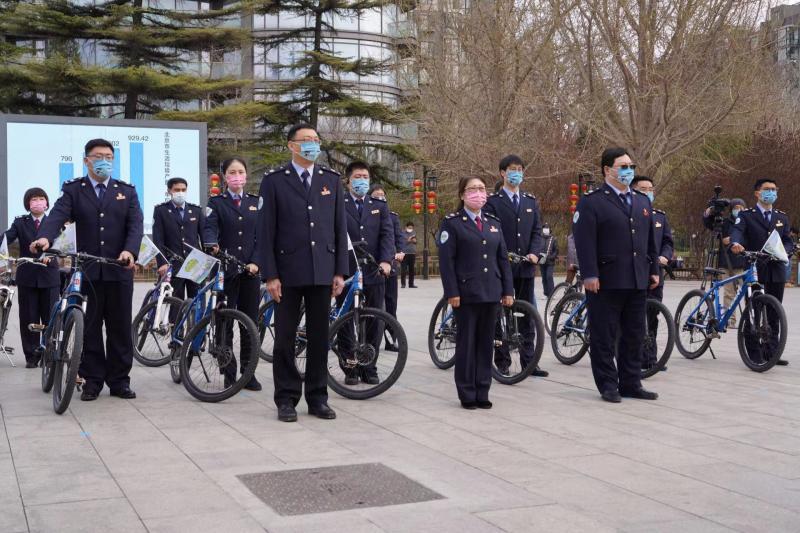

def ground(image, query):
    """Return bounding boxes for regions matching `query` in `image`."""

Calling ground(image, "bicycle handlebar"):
[350,240,388,277]
[508,252,532,264]
[41,249,130,267]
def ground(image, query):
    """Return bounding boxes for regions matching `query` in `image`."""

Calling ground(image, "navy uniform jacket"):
[256,164,348,287]
[343,194,394,285]
[40,177,143,282]
[484,190,545,278]
[729,207,794,283]
[203,192,259,278]
[4,214,60,288]
[438,209,513,303]
[389,211,403,276]
[653,209,674,287]
[572,184,658,290]
[152,201,205,267]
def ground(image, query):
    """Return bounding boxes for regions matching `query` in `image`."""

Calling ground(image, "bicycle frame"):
[144,265,175,332]
[562,297,588,335]
[331,270,362,321]
[170,267,220,352]
[684,262,759,333]
[40,268,87,363]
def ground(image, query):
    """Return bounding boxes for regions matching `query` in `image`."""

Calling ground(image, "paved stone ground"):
[1,279,799,532]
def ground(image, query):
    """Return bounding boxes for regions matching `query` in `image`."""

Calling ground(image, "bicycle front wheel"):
[641,299,675,379]
[544,282,571,336]
[675,289,714,359]
[427,297,457,369]
[180,308,259,402]
[738,293,787,372]
[132,296,184,367]
[52,311,84,414]
[328,307,407,400]
[492,300,544,385]
[550,291,589,365]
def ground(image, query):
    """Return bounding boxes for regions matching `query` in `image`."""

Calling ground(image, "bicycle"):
[36,250,129,414]
[544,270,583,336]
[550,290,675,379]
[674,251,787,372]
[131,249,185,367]
[0,257,43,366]
[426,253,545,385]
[257,287,306,365]
[167,249,260,402]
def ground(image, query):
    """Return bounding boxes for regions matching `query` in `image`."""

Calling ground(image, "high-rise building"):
[769,3,800,64]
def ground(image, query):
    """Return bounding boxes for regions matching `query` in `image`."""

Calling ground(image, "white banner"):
[0,235,8,269]
[52,223,77,254]
[762,229,789,264]
[136,235,161,266]
[176,246,217,284]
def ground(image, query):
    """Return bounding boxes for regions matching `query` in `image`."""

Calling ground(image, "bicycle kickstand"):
[708,345,718,360]
[0,338,15,367]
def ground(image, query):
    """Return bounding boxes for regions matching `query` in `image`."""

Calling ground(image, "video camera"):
[706,185,730,219]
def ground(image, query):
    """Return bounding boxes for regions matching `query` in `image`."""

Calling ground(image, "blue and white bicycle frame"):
[683,259,760,334]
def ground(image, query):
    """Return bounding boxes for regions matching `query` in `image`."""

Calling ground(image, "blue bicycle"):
[257,287,306,365]
[674,251,787,372]
[166,249,260,402]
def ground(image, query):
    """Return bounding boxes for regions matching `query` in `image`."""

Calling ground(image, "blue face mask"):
[506,170,523,186]
[297,141,321,162]
[645,192,654,203]
[617,168,635,186]
[92,159,113,180]
[351,178,370,197]
[732,208,741,217]
[760,190,777,205]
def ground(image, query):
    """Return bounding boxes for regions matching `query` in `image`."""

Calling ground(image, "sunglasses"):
[615,164,637,171]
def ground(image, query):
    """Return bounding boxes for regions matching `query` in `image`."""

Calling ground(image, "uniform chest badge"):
[655,221,662,228]
[489,226,499,232]
[371,209,380,215]
[440,231,449,244]
[189,217,197,222]
[321,186,331,196]
[776,221,784,227]
[249,205,258,211]
[643,208,649,217]
[116,193,126,200]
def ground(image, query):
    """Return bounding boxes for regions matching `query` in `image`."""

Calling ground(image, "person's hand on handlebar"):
[332,275,345,297]
[379,262,391,276]
[30,238,49,254]
[157,264,169,277]
[448,296,460,309]
[730,243,745,254]
[245,263,259,276]
[501,295,513,307]
[526,253,539,264]
[118,250,135,269]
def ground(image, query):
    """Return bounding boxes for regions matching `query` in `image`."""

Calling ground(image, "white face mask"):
[171,192,187,206]
[543,229,551,236]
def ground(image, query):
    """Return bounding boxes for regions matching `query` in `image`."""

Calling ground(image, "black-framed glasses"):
[615,164,636,171]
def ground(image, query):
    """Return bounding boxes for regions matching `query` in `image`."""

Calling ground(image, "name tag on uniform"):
[526,208,532,212]
[189,217,197,222]
[371,209,380,215]
[489,225,499,232]
[249,205,258,211]
[655,222,662,228]
[116,193,126,200]
[321,186,331,196]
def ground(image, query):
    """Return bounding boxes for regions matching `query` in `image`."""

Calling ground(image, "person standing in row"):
[485,154,549,378]
[369,183,404,352]
[152,177,205,302]
[538,223,558,297]
[34,138,143,401]
[438,176,513,410]
[572,147,659,403]
[400,221,417,288]
[257,123,348,422]
[203,157,262,391]
[5,188,60,368]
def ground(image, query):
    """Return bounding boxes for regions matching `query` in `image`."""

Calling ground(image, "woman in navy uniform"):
[438,176,513,410]
[203,157,262,391]
[5,188,60,368]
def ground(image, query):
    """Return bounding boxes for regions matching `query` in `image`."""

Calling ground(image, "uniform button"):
[308,206,313,210]
[99,213,104,218]
[517,233,521,237]
[633,252,637,256]
[238,246,242,250]
[311,241,316,246]
[517,218,521,222]
[238,231,242,235]
[360,225,364,230]
[483,267,488,272]
[310,222,315,227]
[238,217,243,221]
[100,241,104,245]
[632,229,635,234]
[100,227,104,231]
[482,240,487,245]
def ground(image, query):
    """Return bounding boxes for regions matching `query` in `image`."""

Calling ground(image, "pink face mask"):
[29,199,48,214]
[463,190,487,211]
[226,175,246,190]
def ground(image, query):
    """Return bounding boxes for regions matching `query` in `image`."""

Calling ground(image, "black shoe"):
[660,366,668,372]
[385,342,399,352]
[497,366,510,376]
[401,284,406,288]
[776,359,789,366]
[530,366,549,378]
[601,390,622,403]
[308,403,336,419]
[363,375,380,385]
[110,387,136,399]
[620,387,658,400]
[244,376,262,391]
[461,401,477,410]
[344,373,358,386]
[80,389,99,402]
[25,360,38,369]
[476,400,492,409]
[277,404,297,422]
[409,285,418,288]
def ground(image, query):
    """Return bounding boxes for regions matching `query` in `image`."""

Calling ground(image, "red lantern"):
[413,179,423,189]
[569,183,578,194]
[210,186,221,196]
[412,191,423,200]
[427,190,436,199]
[427,202,436,213]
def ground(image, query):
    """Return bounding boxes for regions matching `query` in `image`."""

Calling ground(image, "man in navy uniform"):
[572,147,659,403]
[339,162,393,385]
[485,154,549,377]
[632,175,673,370]
[256,123,348,422]
[33,138,143,401]
[5,188,60,368]
[152,177,205,301]
[369,183,404,352]
[730,178,794,366]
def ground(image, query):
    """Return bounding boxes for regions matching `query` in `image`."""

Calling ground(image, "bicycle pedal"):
[28,324,46,332]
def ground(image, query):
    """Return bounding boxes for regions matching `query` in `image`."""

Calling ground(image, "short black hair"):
[405,221,414,227]
[368,183,385,195]
[84,138,114,156]
[754,178,777,190]
[345,160,370,179]
[167,177,187,190]
[600,147,630,177]
[493,179,503,192]
[499,154,524,171]
[23,187,48,211]
[632,175,653,186]
[287,122,317,141]
[221,157,247,175]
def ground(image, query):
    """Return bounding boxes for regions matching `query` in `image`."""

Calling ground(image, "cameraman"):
[703,197,747,327]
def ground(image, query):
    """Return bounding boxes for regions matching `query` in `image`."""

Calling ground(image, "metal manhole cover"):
[238,462,444,515]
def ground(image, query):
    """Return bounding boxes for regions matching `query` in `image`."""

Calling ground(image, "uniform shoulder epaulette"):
[390,211,399,216]
[371,196,386,203]
[321,166,341,176]
[186,202,200,208]
[484,212,500,221]
[264,166,284,177]
[63,177,82,185]
[14,214,27,219]
[522,192,536,199]
[747,208,757,212]
[246,192,258,198]
[117,179,135,188]
[775,209,786,215]
[654,208,666,214]
[445,212,459,219]
[490,192,502,197]
[584,188,598,195]
[633,189,647,196]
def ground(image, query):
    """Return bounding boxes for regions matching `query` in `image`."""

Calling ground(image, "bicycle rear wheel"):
[132,296,184,367]
[550,291,589,365]
[40,320,58,393]
[641,299,675,379]
[427,297,457,369]
[259,300,306,365]
[738,293,787,372]
[675,289,714,359]
[492,300,544,385]
[52,311,84,414]
[544,282,571,336]
[180,308,259,402]
[328,307,407,399]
